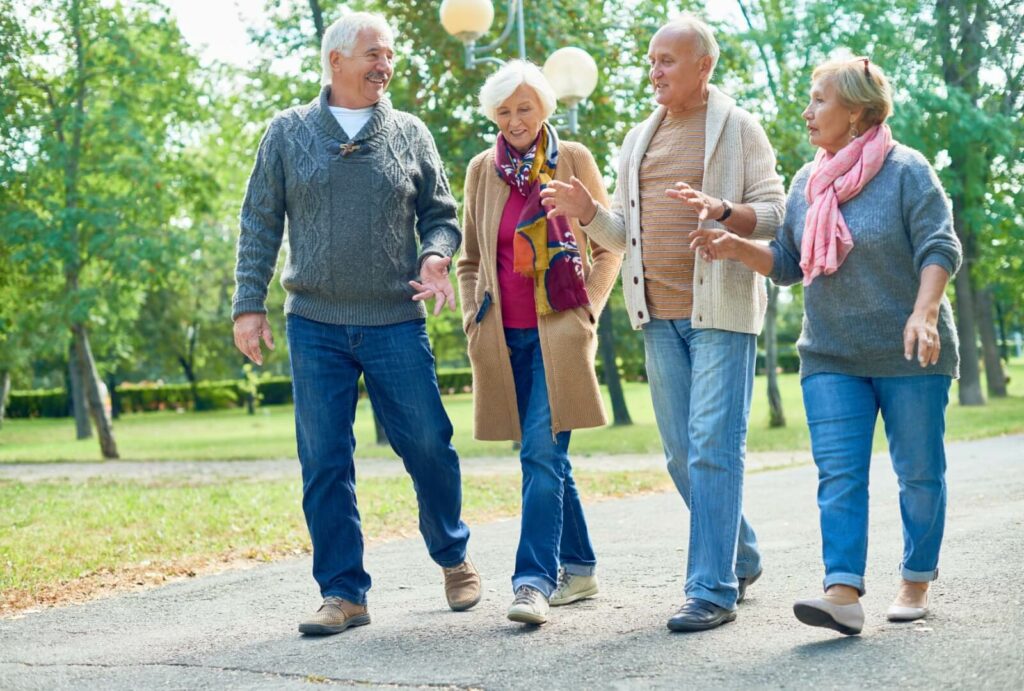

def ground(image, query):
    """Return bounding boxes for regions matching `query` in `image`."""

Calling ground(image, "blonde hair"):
[812,57,893,132]
[477,60,558,124]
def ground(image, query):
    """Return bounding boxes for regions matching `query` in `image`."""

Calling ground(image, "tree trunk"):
[179,354,198,409]
[976,287,1007,398]
[373,409,389,446]
[72,323,119,459]
[994,298,1010,362]
[0,369,10,429]
[952,267,985,405]
[68,340,92,439]
[598,306,631,426]
[308,0,325,41]
[764,280,786,427]
[106,372,121,420]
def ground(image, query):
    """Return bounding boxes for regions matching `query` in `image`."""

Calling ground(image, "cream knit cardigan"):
[584,85,786,334]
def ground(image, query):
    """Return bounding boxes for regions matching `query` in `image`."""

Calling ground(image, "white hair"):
[477,60,558,124]
[320,12,394,86]
[661,12,720,79]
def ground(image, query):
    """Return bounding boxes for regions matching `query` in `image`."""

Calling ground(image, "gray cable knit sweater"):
[232,86,461,326]
[769,144,963,380]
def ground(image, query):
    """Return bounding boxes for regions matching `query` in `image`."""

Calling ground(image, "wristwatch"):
[715,199,733,222]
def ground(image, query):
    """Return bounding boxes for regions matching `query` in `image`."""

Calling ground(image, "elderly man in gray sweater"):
[232,12,480,636]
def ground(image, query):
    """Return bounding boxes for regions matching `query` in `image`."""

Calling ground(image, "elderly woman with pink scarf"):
[688,57,962,636]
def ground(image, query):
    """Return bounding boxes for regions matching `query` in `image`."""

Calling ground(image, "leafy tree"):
[2,0,211,456]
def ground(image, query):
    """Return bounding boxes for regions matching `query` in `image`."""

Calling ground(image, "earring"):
[849,123,858,139]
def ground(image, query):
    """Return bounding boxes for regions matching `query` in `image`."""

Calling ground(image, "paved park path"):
[0,450,812,483]
[1,435,1021,689]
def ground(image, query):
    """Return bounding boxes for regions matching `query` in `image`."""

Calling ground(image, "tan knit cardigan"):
[585,85,786,334]
[456,141,622,441]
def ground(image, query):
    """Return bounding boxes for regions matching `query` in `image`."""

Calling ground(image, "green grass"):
[1,363,1022,463]
[0,470,672,601]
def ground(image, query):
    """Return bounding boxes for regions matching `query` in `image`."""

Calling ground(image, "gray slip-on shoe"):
[793,596,864,636]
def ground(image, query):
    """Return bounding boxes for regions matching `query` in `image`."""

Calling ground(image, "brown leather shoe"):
[298,596,370,635]
[443,558,482,611]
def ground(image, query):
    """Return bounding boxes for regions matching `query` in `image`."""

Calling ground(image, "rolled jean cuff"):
[901,565,938,582]
[512,574,556,599]
[562,562,596,577]
[823,572,866,596]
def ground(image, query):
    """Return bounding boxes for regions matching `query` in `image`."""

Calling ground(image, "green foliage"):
[1,0,217,385]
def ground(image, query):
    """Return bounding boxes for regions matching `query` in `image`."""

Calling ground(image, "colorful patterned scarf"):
[801,123,896,286]
[494,122,589,315]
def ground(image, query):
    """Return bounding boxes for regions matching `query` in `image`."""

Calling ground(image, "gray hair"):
[320,12,394,86]
[477,60,558,124]
[661,13,720,79]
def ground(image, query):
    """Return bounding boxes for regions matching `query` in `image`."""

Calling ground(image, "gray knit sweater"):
[232,87,461,325]
[769,144,962,379]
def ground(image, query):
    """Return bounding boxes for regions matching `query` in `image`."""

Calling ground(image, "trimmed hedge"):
[5,357,800,419]
[6,371,476,418]
[5,388,69,419]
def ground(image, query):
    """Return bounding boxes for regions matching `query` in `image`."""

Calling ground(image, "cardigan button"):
[697,315,703,322]
[631,238,637,246]
[589,315,596,324]
[633,277,639,285]
[638,311,644,319]
[630,200,636,207]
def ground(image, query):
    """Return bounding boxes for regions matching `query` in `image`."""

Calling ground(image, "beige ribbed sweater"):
[456,141,621,441]
[585,85,786,334]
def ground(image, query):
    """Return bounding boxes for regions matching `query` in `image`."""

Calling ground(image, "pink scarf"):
[801,124,895,286]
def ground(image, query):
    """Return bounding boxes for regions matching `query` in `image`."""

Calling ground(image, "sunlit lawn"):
[0,469,672,608]
[1,363,1022,463]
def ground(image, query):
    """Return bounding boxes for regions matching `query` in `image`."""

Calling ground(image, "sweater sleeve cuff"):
[232,299,268,321]
[920,252,956,277]
[767,241,802,287]
[582,207,627,254]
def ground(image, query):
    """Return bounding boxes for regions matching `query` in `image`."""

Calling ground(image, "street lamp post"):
[439,0,597,134]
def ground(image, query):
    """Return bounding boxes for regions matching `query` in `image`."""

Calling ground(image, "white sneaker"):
[507,585,549,624]
[549,568,598,606]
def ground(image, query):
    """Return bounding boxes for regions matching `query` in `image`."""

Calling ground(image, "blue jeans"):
[286,314,470,605]
[506,328,597,597]
[801,372,951,595]
[643,318,762,610]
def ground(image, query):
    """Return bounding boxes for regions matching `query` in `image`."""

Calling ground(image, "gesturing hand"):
[903,309,941,368]
[688,227,740,262]
[410,255,456,316]
[233,313,275,366]
[666,182,724,222]
[539,176,598,224]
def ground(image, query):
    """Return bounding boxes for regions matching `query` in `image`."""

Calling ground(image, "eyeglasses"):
[853,56,871,78]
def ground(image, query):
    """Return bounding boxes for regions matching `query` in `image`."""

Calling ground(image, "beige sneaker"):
[507,585,549,624]
[549,568,598,606]
[298,596,370,635]
[443,558,482,611]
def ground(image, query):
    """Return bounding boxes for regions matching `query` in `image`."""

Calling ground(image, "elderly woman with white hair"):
[689,57,962,636]
[456,60,621,625]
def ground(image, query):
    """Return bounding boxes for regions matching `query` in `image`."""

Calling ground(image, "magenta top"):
[496,188,538,328]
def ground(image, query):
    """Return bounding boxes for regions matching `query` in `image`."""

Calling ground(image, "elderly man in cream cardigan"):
[541,13,785,633]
